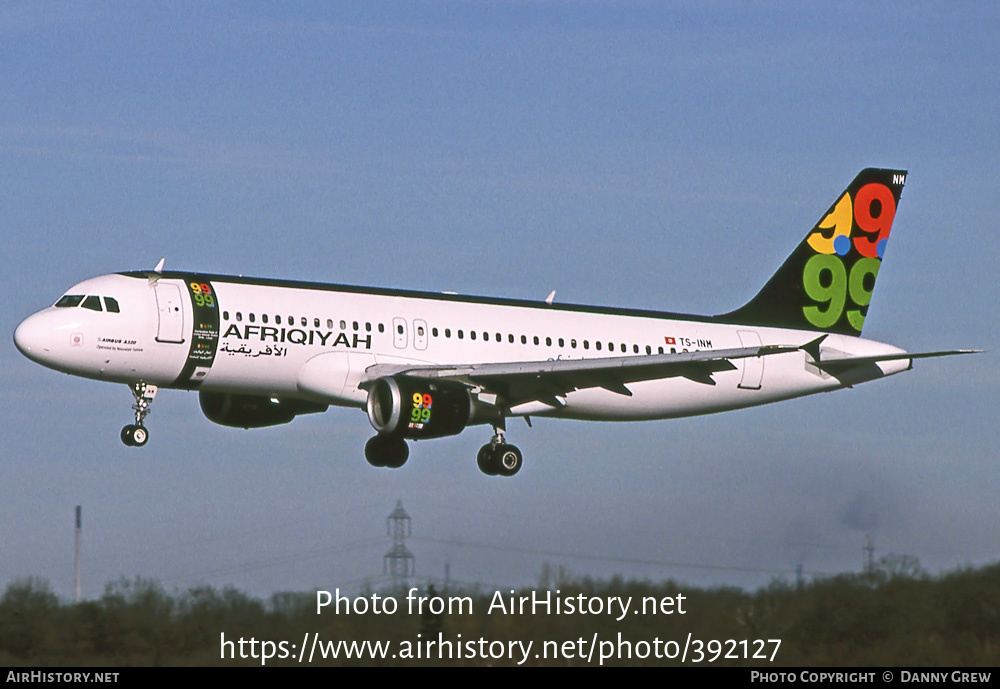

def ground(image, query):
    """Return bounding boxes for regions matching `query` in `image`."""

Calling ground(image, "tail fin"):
[721,168,907,335]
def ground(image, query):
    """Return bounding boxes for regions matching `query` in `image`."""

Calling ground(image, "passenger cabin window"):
[82,295,103,312]
[55,295,84,308]
[249,313,255,323]
[236,312,243,322]
[262,314,268,324]
[104,297,120,313]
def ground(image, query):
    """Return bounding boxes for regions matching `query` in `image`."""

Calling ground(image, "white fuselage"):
[14,271,909,423]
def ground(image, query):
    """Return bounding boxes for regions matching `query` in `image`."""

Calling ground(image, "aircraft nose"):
[13,313,50,363]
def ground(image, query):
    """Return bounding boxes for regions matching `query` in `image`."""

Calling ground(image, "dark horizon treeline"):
[2,558,998,666]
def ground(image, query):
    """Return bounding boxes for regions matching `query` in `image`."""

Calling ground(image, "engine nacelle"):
[366,376,478,439]
[199,392,328,429]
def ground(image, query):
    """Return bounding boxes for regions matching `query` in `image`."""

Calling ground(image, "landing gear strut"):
[121,382,157,447]
[477,426,522,477]
[365,434,409,469]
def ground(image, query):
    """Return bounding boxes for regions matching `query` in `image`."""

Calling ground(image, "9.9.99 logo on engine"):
[410,393,433,428]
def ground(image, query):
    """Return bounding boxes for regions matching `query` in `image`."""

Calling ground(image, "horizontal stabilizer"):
[815,349,980,374]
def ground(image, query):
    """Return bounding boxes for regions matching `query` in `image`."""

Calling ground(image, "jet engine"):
[199,392,328,429]
[366,376,483,439]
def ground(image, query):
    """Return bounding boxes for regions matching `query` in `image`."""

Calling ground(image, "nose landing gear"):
[121,382,157,447]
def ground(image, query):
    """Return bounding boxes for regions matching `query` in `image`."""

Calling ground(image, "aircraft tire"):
[384,439,409,469]
[477,444,499,475]
[496,444,522,477]
[366,435,409,469]
[365,436,388,467]
[120,425,135,447]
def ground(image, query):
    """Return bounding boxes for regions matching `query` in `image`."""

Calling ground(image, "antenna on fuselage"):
[148,258,165,286]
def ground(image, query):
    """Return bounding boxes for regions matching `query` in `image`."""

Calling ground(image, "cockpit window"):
[104,297,120,313]
[55,295,84,308]
[82,296,103,312]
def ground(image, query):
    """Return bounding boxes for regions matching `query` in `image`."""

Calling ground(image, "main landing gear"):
[477,426,522,477]
[363,427,524,477]
[365,434,409,469]
[121,382,157,447]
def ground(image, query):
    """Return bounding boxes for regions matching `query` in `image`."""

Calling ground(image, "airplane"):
[13,168,975,476]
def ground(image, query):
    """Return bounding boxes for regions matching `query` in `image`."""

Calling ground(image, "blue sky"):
[1,2,996,600]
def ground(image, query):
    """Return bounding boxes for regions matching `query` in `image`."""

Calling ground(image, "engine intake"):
[367,376,477,439]
[199,392,327,429]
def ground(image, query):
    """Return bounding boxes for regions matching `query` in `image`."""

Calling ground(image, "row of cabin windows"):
[427,327,666,355]
[222,311,385,333]
[221,311,669,355]
[55,295,121,313]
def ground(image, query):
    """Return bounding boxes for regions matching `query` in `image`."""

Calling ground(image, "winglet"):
[545,290,556,305]
[153,258,165,273]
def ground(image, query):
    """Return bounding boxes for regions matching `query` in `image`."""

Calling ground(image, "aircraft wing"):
[361,344,799,409]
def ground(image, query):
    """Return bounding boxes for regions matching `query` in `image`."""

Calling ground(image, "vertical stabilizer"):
[721,168,906,335]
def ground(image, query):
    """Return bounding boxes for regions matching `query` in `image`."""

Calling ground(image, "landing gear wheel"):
[121,425,135,447]
[477,421,524,477]
[496,444,522,477]
[130,426,149,447]
[477,444,499,475]
[365,435,409,469]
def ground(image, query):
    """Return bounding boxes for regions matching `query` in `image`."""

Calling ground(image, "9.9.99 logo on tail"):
[802,182,896,332]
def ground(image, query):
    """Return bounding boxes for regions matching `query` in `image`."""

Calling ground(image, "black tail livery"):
[723,168,907,335]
